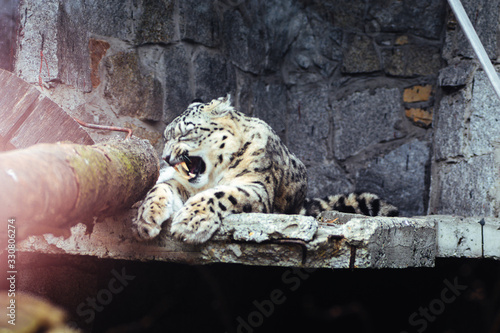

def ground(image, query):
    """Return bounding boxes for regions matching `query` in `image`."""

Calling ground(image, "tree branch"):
[0,138,159,242]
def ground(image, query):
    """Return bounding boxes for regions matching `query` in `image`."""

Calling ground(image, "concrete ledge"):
[343,217,435,268]
[15,211,446,269]
[213,213,318,243]
[429,215,500,260]
[203,213,435,269]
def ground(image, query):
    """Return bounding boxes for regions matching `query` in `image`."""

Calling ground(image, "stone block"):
[342,33,381,73]
[332,87,403,160]
[430,69,500,217]
[443,0,499,60]
[15,0,61,84]
[282,11,340,85]
[434,70,500,161]
[86,0,135,41]
[179,0,219,47]
[163,44,192,123]
[357,139,431,217]
[206,215,436,268]
[262,0,304,72]
[57,0,92,92]
[222,0,310,76]
[286,86,329,166]
[308,13,343,64]
[16,0,93,91]
[343,217,435,268]
[438,61,477,87]
[193,49,236,103]
[368,0,446,39]
[320,0,366,31]
[430,155,498,217]
[214,213,318,243]
[382,44,442,77]
[236,75,287,139]
[470,71,500,156]
[433,90,470,160]
[222,0,340,81]
[318,211,366,224]
[305,161,354,199]
[381,47,405,76]
[430,215,500,260]
[134,0,176,44]
[0,0,17,71]
[222,9,266,74]
[104,51,163,121]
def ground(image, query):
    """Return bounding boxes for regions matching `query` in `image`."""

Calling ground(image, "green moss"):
[65,139,159,217]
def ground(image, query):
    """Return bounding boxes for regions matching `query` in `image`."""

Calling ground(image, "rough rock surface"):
[9,0,453,217]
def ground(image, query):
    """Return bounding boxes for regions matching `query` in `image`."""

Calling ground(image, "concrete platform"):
[16,210,497,269]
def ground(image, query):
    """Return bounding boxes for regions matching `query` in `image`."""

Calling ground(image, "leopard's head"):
[162,95,241,188]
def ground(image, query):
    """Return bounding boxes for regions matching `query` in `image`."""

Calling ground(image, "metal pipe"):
[447,0,500,101]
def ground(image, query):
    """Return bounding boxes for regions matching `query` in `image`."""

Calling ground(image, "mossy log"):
[0,138,159,242]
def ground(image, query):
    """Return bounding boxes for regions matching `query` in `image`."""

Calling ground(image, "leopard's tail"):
[299,192,399,217]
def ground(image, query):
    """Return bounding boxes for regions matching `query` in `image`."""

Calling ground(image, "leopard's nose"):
[141,227,151,237]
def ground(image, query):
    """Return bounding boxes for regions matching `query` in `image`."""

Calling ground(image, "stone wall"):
[430,0,500,217]
[4,0,499,217]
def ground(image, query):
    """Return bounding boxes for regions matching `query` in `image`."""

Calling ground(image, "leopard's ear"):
[203,95,233,117]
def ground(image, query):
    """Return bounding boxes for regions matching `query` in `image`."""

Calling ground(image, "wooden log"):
[0,138,159,242]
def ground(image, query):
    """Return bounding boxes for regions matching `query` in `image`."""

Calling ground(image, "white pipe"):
[447,0,500,101]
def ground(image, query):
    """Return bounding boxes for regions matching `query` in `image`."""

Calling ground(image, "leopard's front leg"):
[171,183,270,244]
[132,181,185,240]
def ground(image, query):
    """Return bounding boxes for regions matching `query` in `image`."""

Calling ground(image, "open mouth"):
[172,155,206,181]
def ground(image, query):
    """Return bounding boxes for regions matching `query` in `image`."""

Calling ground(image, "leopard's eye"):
[179,129,201,142]
[171,126,181,138]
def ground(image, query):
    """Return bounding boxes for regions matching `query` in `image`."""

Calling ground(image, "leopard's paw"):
[132,185,183,240]
[170,195,221,244]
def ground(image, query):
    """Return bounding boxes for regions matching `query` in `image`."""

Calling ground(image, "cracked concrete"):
[17,210,498,269]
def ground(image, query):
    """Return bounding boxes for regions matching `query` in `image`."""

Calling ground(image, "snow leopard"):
[132,95,398,244]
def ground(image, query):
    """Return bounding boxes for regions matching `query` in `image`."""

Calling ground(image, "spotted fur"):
[133,95,398,244]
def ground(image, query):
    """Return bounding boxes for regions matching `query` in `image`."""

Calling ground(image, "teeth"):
[180,161,190,173]
[174,161,195,180]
